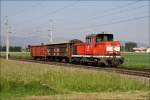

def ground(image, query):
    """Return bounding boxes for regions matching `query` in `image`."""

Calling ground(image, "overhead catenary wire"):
[75,15,149,31]
[20,15,149,38]
[72,4,148,31]
[88,0,142,20]
[10,1,79,37]
[10,2,43,17]
[14,1,79,26]
[46,1,79,16]
[102,4,148,19]
[24,1,146,33]
[88,3,147,22]
[8,0,139,29]
[35,3,148,34]
[28,0,145,31]
[6,1,148,40]
[7,0,137,26]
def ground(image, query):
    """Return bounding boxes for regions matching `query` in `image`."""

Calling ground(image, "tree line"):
[121,42,137,52]
[0,46,22,52]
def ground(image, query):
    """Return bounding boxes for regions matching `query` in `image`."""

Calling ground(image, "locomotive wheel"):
[62,58,66,63]
[108,60,119,67]
[71,57,80,64]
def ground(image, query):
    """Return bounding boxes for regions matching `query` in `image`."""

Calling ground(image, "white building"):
[146,48,150,53]
[133,47,150,53]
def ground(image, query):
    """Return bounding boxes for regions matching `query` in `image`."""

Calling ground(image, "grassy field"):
[0,52,30,59]
[0,59,149,100]
[0,52,149,69]
[120,52,150,69]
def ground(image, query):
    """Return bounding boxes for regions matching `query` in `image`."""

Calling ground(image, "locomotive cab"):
[96,33,120,54]
[86,32,114,46]
[86,32,113,42]
[85,32,120,55]
[73,32,124,66]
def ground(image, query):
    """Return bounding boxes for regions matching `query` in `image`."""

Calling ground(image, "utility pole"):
[48,19,53,42]
[5,16,11,60]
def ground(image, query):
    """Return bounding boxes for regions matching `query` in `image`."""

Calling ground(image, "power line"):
[83,4,148,25]
[36,1,141,26]
[90,4,148,21]
[30,1,145,31]
[109,9,147,21]
[101,0,141,13]
[88,0,141,20]
[76,16,149,31]
[14,14,149,39]
[14,1,79,34]
[35,1,79,25]
[46,1,79,16]
[15,1,79,26]
[32,15,149,39]
[9,1,79,39]
[10,2,42,17]
[10,1,148,38]
[41,3,148,33]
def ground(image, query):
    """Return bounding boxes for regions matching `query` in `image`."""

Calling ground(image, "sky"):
[0,0,149,47]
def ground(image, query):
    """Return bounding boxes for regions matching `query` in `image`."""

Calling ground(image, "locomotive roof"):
[100,32,113,34]
[86,32,113,37]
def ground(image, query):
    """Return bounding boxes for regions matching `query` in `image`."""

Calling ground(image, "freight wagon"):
[29,39,82,62]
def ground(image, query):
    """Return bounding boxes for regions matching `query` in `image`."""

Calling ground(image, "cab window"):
[96,34,113,42]
[86,37,91,43]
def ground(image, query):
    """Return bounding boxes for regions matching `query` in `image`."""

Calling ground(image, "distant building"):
[133,47,150,53]
[146,48,150,53]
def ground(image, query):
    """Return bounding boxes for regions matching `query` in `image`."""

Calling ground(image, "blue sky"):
[1,0,149,47]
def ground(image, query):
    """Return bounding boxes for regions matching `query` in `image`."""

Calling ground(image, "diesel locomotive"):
[29,32,124,66]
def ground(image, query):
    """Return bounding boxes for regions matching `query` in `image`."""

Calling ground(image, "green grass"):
[0,52,30,59]
[0,59,149,99]
[120,52,150,69]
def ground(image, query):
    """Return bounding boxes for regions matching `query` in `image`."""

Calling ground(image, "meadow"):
[0,52,30,59]
[0,59,149,100]
[120,52,150,69]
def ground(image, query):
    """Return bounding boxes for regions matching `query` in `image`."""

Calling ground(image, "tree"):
[1,46,22,52]
[120,45,125,52]
[125,42,137,52]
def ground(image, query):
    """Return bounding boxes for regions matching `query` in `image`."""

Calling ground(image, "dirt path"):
[23,91,149,100]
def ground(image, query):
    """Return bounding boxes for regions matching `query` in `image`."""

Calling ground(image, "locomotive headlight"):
[106,46,113,51]
[114,46,120,51]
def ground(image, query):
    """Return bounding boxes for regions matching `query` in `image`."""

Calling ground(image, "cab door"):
[85,36,93,54]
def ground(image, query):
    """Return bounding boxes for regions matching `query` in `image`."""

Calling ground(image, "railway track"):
[1,57,150,78]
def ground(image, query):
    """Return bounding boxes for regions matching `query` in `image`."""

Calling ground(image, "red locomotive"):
[29,32,124,66]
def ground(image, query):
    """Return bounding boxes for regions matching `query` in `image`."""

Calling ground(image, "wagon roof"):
[47,39,82,45]
[47,41,71,45]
